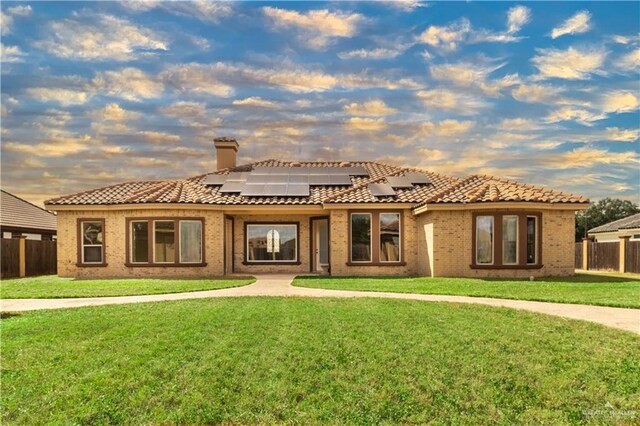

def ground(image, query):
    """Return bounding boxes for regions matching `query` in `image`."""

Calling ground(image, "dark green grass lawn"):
[0,275,255,298]
[293,273,640,308]
[2,298,639,425]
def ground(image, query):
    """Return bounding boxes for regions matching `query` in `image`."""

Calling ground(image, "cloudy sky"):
[1,1,639,206]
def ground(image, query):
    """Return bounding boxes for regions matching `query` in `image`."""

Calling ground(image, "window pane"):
[527,217,537,264]
[131,221,149,263]
[380,213,400,262]
[180,221,202,263]
[247,224,297,261]
[318,221,329,264]
[476,216,493,264]
[351,213,371,262]
[82,222,102,245]
[154,221,175,263]
[83,246,102,263]
[502,216,518,264]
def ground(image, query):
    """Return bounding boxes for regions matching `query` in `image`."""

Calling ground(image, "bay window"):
[473,212,541,268]
[350,211,403,264]
[246,223,298,263]
[78,219,105,265]
[127,218,204,266]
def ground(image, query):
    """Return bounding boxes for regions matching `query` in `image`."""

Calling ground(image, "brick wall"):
[57,209,225,278]
[329,209,419,276]
[415,209,576,277]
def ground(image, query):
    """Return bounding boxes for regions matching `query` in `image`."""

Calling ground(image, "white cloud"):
[420,119,475,136]
[617,48,640,72]
[122,0,232,23]
[338,47,404,60]
[263,7,365,50]
[601,91,639,114]
[159,63,235,97]
[344,117,387,131]
[160,101,207,118]
[1,5,32,35]
[232,97,279,108]
[542,147,638,169]
[496,118,540,132]
[429,61,519,95]
[89,103,140,122]
[544,107,605,126]
[3,134,94,157]
[343,100,397,116]
[34,14,167,61]
[532,46,606,80]
[138,131,181,144]
[1,43,26,63]
[551,11,591,39]
[417,18,471,51]
[26,87,90,106]
[416,89,488,115]
[511,84,559,103]
[605,127,640,142]
[507,5,531,34]
[93,67,164,101]
[383,0,428,12]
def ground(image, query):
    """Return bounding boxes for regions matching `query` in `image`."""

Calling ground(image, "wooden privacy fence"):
[1,238,57,278]
[575,239,640,273]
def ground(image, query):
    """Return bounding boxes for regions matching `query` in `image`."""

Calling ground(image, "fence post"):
[581,238,589,270]
[18,235,27,277]
[619,236,629,273]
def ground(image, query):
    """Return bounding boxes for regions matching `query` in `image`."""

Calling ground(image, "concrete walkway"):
[2,274,639,334]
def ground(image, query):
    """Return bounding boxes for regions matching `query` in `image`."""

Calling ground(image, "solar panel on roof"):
[345,167,369,176]
[288,175,309,184]
[368,183,397,197]
[241,184,266,196]
[263,184,289,196]
[246,174,287,184]
[386,176,414,188]
[203,175,227,185]
[219,181,246,193]
[227,172,249,181]
[330,175,352,185]
[404,173,431,184]
[286,184,310,196]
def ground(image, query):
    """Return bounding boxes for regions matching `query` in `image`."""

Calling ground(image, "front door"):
[312,218,329,273]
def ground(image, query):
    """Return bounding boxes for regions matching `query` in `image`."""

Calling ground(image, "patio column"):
[619,236,630,273]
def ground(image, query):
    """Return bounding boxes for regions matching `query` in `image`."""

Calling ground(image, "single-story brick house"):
[45,138,589,278]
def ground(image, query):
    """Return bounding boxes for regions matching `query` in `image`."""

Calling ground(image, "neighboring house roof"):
[588,213,640,234]
[44,160,589,208]
[1,190,57,232]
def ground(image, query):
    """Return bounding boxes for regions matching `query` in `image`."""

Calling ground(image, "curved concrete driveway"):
[2,274,639,334]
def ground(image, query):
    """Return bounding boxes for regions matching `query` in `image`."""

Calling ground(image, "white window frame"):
[475,215,494,265]
[502,215,519,265]
[153,220,176,264]
[80,220,103,264]
[526,215,538,265]
[179,220,203,264]
[379,212,402,263]
[130,220,150,264]
[350,212,373,263]
[246,224,298,263]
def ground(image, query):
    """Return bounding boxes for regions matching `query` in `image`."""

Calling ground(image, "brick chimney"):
[213,137,239,170]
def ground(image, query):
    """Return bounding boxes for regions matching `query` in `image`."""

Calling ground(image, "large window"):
[351,213,372,262]
[476,216,494,265]
[350,211,403,264]
[379,213,400,262]
[246,224,298,262]
[79,220,104,265]
[473,212,541,268]
[128,218,204,266]
[502,216,518,265]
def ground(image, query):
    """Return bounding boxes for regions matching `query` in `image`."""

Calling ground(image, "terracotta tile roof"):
[588,213,640,234]
[44,161,589,208]
[417,174,589,206]
[1,190,57,231]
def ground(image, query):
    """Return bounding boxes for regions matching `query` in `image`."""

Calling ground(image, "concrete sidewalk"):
[2,274,639,334]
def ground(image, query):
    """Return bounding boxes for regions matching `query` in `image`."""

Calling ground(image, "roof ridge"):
[2,189,56,215]
[415,175,481,207]
[474,174,589,202]
[44,180,168,205]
